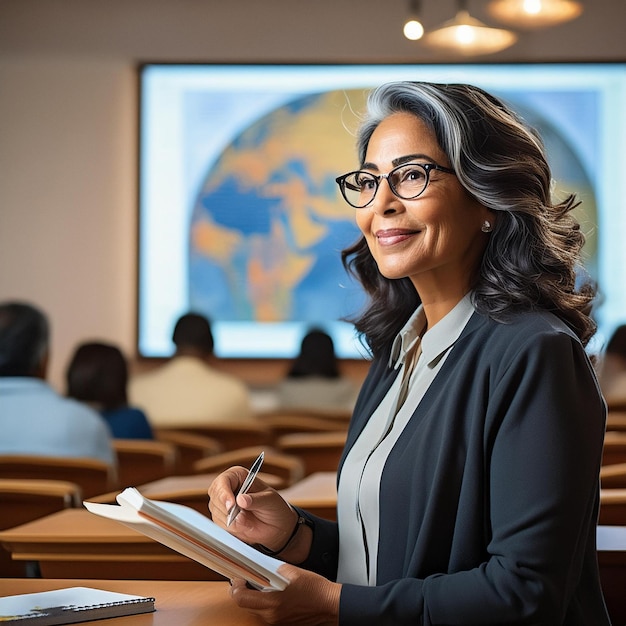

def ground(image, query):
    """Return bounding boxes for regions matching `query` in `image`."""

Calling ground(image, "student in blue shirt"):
[0,301,115,464]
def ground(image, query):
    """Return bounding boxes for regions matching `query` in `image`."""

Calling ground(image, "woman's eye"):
[356,175,376,191]
[403,167,426,181]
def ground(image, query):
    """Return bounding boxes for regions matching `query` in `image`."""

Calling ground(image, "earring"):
[481,220,493,233]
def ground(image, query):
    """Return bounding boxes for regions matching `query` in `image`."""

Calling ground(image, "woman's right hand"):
[208,466,300,554]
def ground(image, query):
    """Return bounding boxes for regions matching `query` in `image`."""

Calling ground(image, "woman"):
[67,341,154,439]
[208,82,609,625]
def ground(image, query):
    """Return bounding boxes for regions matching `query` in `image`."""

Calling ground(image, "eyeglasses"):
[335,162,455,209]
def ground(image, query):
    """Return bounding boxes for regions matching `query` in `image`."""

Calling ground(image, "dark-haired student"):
[277,328,358,412]
[66,341,154,440]
[0,301,115,463]
[208,81,609,625]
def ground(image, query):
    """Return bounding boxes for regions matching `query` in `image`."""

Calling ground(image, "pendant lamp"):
[487,0,584,28]
[423,1,517,56]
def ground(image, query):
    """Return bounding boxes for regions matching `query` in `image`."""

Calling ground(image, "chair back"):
[0,478,82,576]
[259,413,348,439]
[602,431,626,466]
[193,446,305,488]
[601,463,626,489]
[275,430,347,475]
[0,455,117,499]
[262,407,352,422]
[606,411,626,433]
[156,421,273,452]
[112,439,178,488]
[599,488,626,525]
[154,430,222,475]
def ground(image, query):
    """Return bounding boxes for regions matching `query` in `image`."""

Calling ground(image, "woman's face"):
[356,112,493,300]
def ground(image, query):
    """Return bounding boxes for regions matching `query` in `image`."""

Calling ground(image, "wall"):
[1,0,625,390]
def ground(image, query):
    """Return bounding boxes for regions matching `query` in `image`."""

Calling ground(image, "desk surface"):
[0,579,265,625]
[278,471,336,508]
[0,509,220,580]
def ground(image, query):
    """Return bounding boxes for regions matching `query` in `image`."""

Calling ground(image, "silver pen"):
[226,450,265,526]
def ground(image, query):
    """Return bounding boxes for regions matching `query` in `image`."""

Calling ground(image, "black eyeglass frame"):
[335,162,455,209]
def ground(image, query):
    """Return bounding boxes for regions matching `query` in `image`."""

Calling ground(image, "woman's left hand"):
[230,563,341,626]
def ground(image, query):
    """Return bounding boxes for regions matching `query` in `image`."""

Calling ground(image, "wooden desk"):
[279,471,337,520]
[596,525,626,625]
[0,579,264,625]
[0,509,223,581]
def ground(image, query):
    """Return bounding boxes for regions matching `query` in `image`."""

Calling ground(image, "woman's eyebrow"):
[360,161,379,172]
[392,153,432,166]
[361,153,434,171]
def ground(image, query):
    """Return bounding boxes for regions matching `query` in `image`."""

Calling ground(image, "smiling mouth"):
[375,229,421,246]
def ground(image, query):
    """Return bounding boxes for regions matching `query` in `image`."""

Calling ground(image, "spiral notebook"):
[0,586,155,624]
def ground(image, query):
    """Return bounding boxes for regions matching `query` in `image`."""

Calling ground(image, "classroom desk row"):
[0,472,337,580]
[1,472,625,625]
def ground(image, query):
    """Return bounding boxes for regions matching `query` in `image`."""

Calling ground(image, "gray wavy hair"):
[342,81,596,358]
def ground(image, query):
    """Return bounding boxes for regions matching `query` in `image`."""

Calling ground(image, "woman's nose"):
[370,177,401,215]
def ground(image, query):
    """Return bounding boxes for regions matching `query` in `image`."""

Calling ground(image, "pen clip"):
[226,450,264,527]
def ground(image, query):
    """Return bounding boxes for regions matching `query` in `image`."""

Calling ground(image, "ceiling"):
[0,0,624,63]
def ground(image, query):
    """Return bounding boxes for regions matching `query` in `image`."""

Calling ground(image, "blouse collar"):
[389,292,476,370]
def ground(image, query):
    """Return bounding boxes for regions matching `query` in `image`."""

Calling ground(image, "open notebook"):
[0,587,154,625]
[84,487,289,591]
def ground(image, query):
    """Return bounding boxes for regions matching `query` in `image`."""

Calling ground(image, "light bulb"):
[403,19,425,41]
[456,24,476,45]
[524,0,542,14]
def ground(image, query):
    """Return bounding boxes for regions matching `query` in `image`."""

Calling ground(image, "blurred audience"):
[66,341,154,439]
[129,312,254,427]
[277,328,358,412]
[0,301,115,464]
[598,324,626,409]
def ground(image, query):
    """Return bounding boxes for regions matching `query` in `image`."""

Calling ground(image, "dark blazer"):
[301,310,609,625]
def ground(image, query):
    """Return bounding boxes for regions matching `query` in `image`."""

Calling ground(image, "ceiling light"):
[487,0,584,28]
[423,6,518,56]
[403,0,424,41]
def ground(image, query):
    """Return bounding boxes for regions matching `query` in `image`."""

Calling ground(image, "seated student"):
[129,312,255,427]
[0,301,115,464]
[66,341,154,440]
[277,328,358,412]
